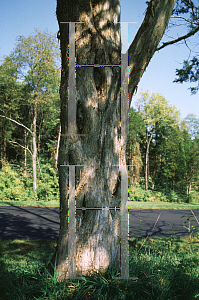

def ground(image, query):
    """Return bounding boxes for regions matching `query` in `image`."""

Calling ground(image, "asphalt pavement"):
[0,205,199,240]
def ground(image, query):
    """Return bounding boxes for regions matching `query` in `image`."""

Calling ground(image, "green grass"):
[1,235,199,299]
[1,199,199,299]
[1,199,199,210]
[127,201,199,210]
[0,200,60,207]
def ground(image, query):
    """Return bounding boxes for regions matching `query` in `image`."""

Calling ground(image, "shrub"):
[128,186,181,203]
[188,192,199,204]
[129,186,146,202]
[0,164,31,201]
[167,190,180,203]
[36,162,59,201]
[0,162,59,202]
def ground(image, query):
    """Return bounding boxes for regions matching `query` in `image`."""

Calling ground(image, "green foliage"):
[129,91,199,202]
[184,113,199,139]
[0,29,61,195]
[167,190,180,203]
[0,56,21,116]
[173,0,196,16]
[188,191,199,204]
[10,29,60,88]
[0,162,59,202]
[1,28,199,207]
[134,91,181,191]
[135,91,180,133]
[128,107,146,143]
[172,1,199,94]
[128,185,188,204]
[129,185,154,202]
[36,161,59,202]
[0,164,33,201]
[174,57,199,94]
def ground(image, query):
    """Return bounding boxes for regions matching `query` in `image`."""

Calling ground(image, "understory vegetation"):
[0,161,59,203]
[1,236,199,300]
[1,161,199,206]
[128,182,199,205]
[1,160,199,209]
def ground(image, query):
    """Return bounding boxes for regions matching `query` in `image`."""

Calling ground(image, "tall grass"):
[1,232,199,299]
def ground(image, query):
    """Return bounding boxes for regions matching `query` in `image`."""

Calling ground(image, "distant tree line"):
[126,91,199,202]
[0,29,61,200]
[0,29,199,203]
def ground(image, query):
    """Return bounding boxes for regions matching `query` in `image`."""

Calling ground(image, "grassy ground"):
[0,200,60,207]
[1,199,199,299]
[1,236,199,299]
[1,199,199,210]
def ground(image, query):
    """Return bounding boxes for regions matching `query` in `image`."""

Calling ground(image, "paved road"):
[0,205,199,240]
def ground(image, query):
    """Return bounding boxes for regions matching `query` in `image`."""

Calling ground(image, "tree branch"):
[128,0,176,106]
[156,26,199,51]
[8,140,44,181]
[8,140,33,155]
[170,15,199,26]
[0,115,32,135]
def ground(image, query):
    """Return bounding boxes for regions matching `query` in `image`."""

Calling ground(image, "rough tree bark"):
[48,0,176,279]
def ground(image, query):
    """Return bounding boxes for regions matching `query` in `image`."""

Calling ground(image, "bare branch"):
[0,114,32,134]
[8,140,32,155]
[156,26,199,51]
[8,140,44,180]
[170,15,199,26]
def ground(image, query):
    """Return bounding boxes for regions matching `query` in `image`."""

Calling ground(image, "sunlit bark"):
[48,0,176,279]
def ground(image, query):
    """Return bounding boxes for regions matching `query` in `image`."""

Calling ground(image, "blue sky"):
[0,0,198,120]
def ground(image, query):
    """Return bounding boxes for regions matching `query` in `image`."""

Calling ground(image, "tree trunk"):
[32,101,37,194]
[24,129,27,176]
[38,129,41,155]
[127,140,134,186]
[131,141,141,186]
[185,172,188,196]
[189,182,191,195]
[145,146,149,191]
[48,0,176,279]
[145,132,153,191]
[37,113,43,155]
[173,170,175,191]
[166,153,168,196]
[1,119,7,169]
[55,124,61,171]
[135,142,141,186]
[152,158,156,190]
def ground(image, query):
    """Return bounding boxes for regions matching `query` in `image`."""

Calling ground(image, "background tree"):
[184,113,199,138]
[0,56,23,169]
[135,92,180,191]
[126,107,145,187]
[127,92,199,202]
[10,29,60,194]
